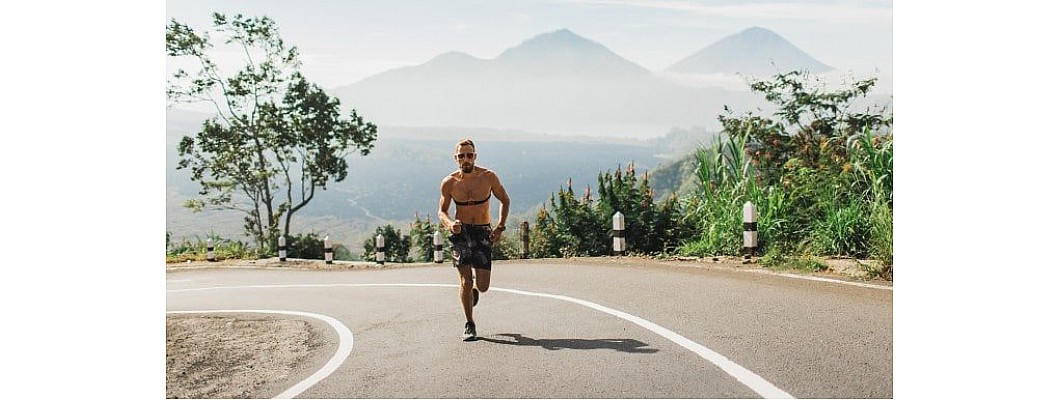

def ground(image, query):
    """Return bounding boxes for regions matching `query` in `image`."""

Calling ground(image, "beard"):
[461,163,473,173]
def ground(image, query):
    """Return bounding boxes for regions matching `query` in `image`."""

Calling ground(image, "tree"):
[167,13,377,250]
[361,225,412,263]
[527,165,688,257]
[720,70,892,186]
[410,214,448,262]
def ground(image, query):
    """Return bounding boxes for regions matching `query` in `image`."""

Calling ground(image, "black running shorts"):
[450,224,492,270]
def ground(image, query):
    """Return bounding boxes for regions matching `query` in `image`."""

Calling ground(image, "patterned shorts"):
[450,224,492,270]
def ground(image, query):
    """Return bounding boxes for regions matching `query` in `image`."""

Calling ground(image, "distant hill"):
[166,110,680,249]
[333,29,757,137]
[667,27,833,76]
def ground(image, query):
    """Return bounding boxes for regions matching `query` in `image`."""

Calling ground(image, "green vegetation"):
[684,70,891,272]
[166,231,351,262]
[526,70,892,277]
[285,233,353,261]
[166,232,262,263]
[409,215,447,263]
[167,66,891,279]
[360,225,413,263]
[528,167,690,258]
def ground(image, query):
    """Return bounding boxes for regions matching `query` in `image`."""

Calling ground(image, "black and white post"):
[520,221,530,259]
[324,235,333,264]
[743,201,758,263]
[206,238,216,262]
[612,211,626,256]
[278,235,287,262]
[433,230,443,263]
[375,234,385,266]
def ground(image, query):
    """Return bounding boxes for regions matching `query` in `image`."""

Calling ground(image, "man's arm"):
[438,177,457,231]
[490,171,511,232]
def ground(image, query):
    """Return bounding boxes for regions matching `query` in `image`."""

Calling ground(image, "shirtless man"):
[438,139,511,341]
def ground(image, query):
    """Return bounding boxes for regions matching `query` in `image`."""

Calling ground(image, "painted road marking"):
[748,270,892,291]
[166,309,354,399]
[168,284,793,398]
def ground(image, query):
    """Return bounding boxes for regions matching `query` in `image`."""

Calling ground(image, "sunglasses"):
[456,153,475,159]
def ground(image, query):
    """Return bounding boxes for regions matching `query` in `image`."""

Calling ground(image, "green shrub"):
[361,224,412,263]
[165,233,263,262]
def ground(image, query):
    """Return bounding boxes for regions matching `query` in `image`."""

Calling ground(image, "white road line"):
[166,309,354,399]
[494,287,794,399]
[752,270,892,291]
[168,283,793,398]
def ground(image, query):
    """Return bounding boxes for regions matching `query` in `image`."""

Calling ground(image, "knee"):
[460,276,474,289]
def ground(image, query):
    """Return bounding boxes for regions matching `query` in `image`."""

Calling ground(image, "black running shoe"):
[463,322,477,341]
[472,288,479,307]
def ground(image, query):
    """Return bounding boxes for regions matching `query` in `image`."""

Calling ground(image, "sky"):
[165,0,892,89]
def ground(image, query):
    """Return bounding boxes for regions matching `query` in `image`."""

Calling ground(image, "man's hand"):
[490,225,505,243]
[450,219,463,235]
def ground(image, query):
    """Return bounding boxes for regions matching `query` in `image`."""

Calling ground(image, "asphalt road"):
[166,259,892,398]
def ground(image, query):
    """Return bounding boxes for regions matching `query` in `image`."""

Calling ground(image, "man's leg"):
[458,265,475,323]
[475,268,491,293]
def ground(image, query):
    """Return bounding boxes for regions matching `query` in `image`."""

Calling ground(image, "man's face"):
[454,145,476,173]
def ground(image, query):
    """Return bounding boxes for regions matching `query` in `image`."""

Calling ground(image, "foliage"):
[409,214,449,262]
[679,70,893,268]
[528,165,691,257]
[728,70,893,186]
[165,232,263,262]
[361,224,412,263]
[491,231,522,260]
[283,232,352,261]
[167,13,377,252]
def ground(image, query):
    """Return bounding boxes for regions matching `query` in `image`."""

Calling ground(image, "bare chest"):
[451,175,490,202]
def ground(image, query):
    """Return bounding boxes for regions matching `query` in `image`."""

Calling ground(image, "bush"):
[165,233,263,262]
[677,70,892,267]
[529,164,691,257]
[362,224,412,263]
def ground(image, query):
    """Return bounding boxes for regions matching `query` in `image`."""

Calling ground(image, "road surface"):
[166,258,892,398]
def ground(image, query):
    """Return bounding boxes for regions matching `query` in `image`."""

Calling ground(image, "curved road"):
[166,259,892,398]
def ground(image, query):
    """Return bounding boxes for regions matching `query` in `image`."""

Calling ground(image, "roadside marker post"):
[278,235,287,262]
[207,238,216,262]
[433,231,443,263]
[743,201,758,263]
[376,234,385,266]
[613,212,626,256]
[324,235,333,264]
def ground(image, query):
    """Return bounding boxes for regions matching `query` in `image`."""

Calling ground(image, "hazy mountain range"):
[333,27,858,138]
[166,109,715,248]
[168,26,890,251]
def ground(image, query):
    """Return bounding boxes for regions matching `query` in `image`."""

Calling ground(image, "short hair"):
[455,139,475,152]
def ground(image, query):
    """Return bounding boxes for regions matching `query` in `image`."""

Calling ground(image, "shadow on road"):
[477,333,658,353]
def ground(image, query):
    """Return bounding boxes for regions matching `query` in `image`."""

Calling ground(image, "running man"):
[438,139,511,341]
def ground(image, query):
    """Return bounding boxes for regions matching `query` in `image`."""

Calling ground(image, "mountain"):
[333,29,757,137]
[491,28,652,78]
[166,109,671,250]
[667,27,833,76]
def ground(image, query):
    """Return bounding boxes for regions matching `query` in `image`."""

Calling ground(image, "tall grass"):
[678,124,893,266]
[848,128,893,268]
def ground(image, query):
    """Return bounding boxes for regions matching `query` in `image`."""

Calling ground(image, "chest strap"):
[454,194,491,206]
